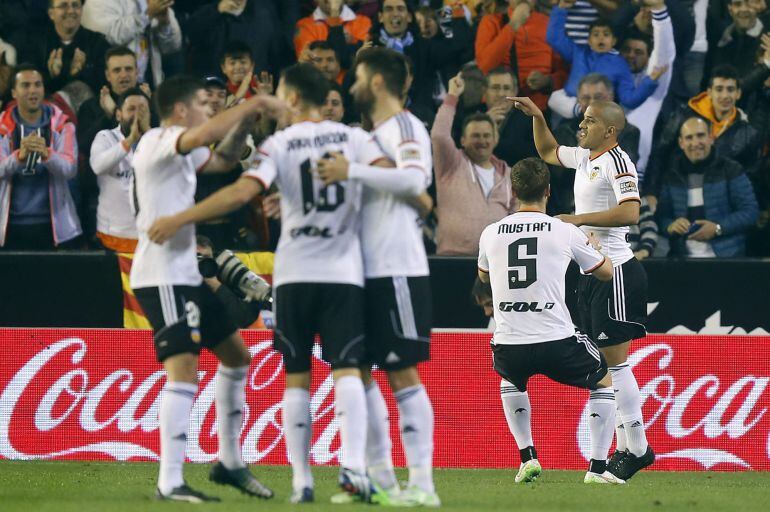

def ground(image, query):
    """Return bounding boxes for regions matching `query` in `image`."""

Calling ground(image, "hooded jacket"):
[0,102,81,245]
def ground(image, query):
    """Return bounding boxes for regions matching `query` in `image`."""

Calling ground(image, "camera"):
[197,249,272,304]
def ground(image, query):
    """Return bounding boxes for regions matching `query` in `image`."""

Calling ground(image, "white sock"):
[500,380,533,452]
[334,375,368,473]
[588,389,616,464]
[611,363,648,456]
[615,413,628,452]
[365,381,398,490]
[215,364,248,469]
[158,381,196,494]
[394,384,434,494]
[283,387,313,491]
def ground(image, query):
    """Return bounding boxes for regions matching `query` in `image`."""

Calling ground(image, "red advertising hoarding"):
[1,329,768,470]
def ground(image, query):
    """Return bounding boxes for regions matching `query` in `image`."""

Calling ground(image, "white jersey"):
[90,127,137,239]
[557,144,640,266]
[245,120,385,287]
[129,126,211,289]
[478,211,606,345]
[361,110,432,278]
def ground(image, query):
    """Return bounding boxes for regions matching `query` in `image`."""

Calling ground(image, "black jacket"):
[19,23,109,94]
[645,103,760,197]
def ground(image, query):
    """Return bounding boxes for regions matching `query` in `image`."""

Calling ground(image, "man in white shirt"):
[478,156,618,485]
[147,63,391,505]
[511,95,654,482]
[90,87,149,252]
[130,76,280,502]
[316,47,439,507]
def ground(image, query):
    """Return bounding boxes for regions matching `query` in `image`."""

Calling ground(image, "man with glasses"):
[484,66,538,167]
[19,0,109,93]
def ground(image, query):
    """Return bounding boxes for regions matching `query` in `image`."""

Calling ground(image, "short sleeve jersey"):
[557,144,641,266]
[478,212,606,345]
[129,126,212,289]
[244,120,385,287]
[361,111,432,278]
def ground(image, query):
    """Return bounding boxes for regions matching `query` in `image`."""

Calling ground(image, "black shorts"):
[577,256,648,348]
[492,333,608,392]
[364,276,432,371]
[274,283,365,373]
[134,284,237,362]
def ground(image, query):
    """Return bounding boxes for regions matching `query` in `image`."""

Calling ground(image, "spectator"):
[0,0,49,47]
[562,0,601,45]
[204,76,228,117]
[645,65,760,199]
[549,73,641,214]
[0,64,80,250]
[77,47,143,171]
[431,72,516,256]
[0,40,15,108]
[19,0,109,94]
[628,196,658,259]
[708,0,766,86]
[474,0,568,110]
[622,3,676,179]
[81,0,182,87]
[415,4,474,98]
[322,81,345,122]
[188,0,292,78]
[449,63,488,141]
[368,0,446,122]
[608,0,693,107]
[484,66,538,167]
[546,1,664,116]
[220,41,274,107]
[295,0,372,70]
[303,41,344,83]
[657,117,759,257]
[89,87,149,253]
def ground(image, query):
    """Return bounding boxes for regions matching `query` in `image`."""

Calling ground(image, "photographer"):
[196,235,271,329]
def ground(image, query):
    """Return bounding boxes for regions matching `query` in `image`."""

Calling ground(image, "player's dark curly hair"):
[280,63,330,108]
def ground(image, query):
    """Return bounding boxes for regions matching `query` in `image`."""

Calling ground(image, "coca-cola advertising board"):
[1,329,768,470]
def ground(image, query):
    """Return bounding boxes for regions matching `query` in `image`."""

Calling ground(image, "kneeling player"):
[478,158,622,484]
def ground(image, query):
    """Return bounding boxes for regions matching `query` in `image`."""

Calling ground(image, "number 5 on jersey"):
[509,238,538,289]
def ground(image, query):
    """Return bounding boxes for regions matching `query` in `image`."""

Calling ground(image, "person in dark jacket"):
[657,117,758,257]
[187,0,296,78]
[645,65,760,199]
[706,0,766,91]
[18,0,109,94]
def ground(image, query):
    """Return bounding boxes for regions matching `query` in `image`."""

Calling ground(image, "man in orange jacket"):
[475,0,568,110]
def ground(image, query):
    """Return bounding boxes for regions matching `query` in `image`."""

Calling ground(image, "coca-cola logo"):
[577,343,770,469]
[0,336,344,463]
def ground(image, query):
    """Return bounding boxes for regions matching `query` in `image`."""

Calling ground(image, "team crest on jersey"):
[400,148,421,161]
[619,181,638,194]
[589,166,601,181]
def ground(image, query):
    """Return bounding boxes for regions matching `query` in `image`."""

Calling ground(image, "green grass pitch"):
[1,462,769,511]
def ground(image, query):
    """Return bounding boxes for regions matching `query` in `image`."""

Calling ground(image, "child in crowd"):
[220,41,273,107]
[546,0,665,118]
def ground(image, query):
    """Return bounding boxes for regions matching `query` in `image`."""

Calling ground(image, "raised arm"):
[508,96,560,165]
[431,73,467,178]
[546,4,576,63]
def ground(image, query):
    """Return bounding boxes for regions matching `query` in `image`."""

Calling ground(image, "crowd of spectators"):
[0,0,769,258]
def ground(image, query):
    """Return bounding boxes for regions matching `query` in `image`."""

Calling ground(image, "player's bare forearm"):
[563,201,640,227]
[478,270,490,283]
[203,115,258,173]
[179,95,284,154]
[407,192,433,219]
[532,115,560,166]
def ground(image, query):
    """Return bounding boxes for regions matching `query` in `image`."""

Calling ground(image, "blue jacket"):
[546,7,658,109]
[657,153,759,257]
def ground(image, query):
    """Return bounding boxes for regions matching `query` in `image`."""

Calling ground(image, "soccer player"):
[510,95,654,481]
[130,76,281,502]
[147,63,390,504]
[316,47,439,507]
[478,157,619,485]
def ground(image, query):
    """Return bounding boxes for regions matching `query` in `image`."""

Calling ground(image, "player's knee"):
[360,366,374,386]
[163,352,199,384]
[387,366,421,392]
[332,367,362,382]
